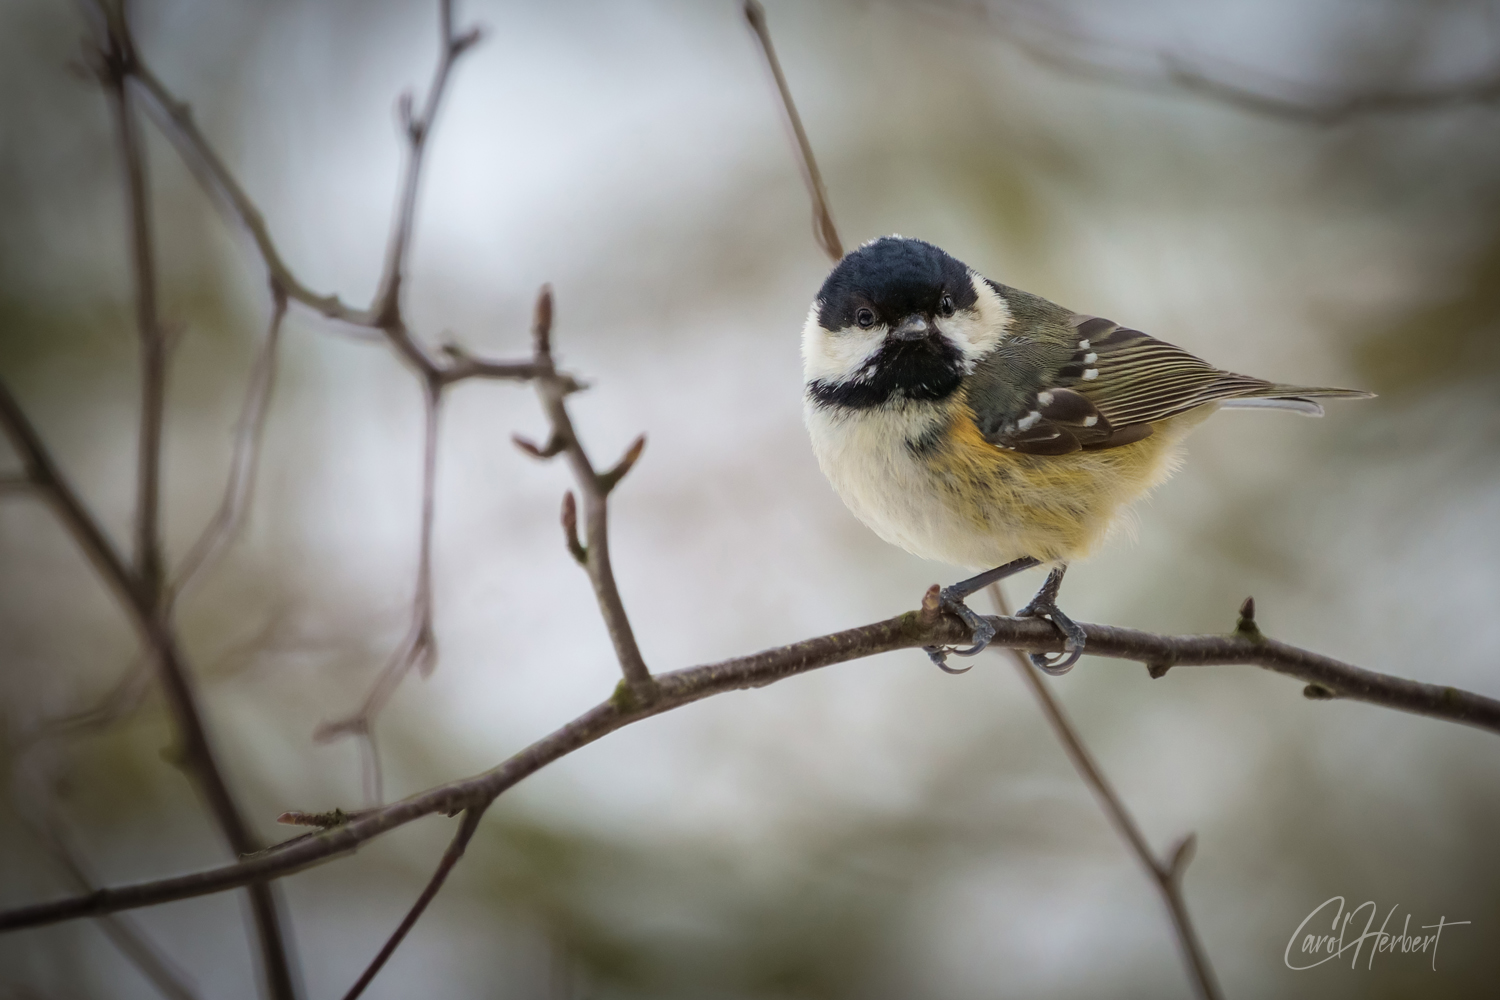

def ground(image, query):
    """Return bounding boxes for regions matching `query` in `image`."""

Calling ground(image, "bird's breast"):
[804,391,1189,567]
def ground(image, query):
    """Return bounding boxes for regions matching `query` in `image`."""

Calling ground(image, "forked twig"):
[515,287,656,703]
[987,584,1223,1000]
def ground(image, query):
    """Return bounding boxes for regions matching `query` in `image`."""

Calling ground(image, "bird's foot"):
[923,585,997,674]
[1017,566,1085,675]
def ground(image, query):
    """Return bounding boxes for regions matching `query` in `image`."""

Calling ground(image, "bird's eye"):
[939,294,955,317]
[855,307,876,329]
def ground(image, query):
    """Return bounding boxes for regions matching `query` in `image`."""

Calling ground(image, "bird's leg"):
[924,556,1040,673]
[1016,564,1087,675]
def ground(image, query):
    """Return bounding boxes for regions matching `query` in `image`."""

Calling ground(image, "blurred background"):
[2,0,1498,997]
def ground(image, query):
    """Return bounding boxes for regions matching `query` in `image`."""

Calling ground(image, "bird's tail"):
[1217,383,1373,417]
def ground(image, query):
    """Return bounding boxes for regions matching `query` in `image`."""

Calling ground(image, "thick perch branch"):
[3,599,1496,933]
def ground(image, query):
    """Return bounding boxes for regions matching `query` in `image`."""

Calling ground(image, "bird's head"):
[802,236,1009,410]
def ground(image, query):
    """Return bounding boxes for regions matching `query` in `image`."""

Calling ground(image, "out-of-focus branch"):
[987,584,1221,1000]
[14,756,202,1000]
[312,379,442,799]
[92,9,168,607]
[87,7,302,995]
[933,0,1500,126]
[514,287,656,703]
[371,0,482,337]
[169,288,286,606]
[4,593,1498,931]
[339,805,488,1000]
[0,372,299,999]
[744,0,844,261]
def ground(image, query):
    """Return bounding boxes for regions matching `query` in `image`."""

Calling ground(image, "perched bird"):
[802,236,1371,674]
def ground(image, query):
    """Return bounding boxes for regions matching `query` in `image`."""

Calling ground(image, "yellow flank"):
[926,393,1209,564]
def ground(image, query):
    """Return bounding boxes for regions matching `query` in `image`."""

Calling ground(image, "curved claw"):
[925,645,974,674]
[1017,566,1087,676]
[1029,646,1082,675]
[927,586,997,671]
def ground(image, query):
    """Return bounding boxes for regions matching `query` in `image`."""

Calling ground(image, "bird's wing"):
[969,314,1370,456]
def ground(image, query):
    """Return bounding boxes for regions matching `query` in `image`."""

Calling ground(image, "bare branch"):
[96,22,168,605]
[339,805,488,1000]
[439,343,554,386]
[3,598,1497,931]
[313,381,442,778]
[169,289,286,605]
[520,286,656,702]
[0,368,298,1000]
[987,584,1222,1000]
[0,474,33,495]
[12,761,202,1000]
[108,31,360,321]
[933,0,1500,126]
[743,0,844,261]
[371,0,483,335]
[83,8,304,993]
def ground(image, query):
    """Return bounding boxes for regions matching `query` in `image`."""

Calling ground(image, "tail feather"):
[1218,383,1374,418]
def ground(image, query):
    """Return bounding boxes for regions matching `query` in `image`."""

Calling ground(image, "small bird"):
[802,236,1371,674]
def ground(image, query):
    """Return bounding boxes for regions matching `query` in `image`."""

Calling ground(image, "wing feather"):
[972,311,1371,455]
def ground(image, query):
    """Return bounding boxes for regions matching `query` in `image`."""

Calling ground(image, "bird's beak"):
[890,315,932,341]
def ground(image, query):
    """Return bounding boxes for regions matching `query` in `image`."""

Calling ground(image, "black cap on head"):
[816,237,977,331]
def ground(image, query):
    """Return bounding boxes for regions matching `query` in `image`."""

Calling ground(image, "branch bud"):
[561,491,587,565]
[1234,596,1263,641]
[920,584,942,622]
[598,434,646,494]
[532,285,554,361]
[512,431,565,459]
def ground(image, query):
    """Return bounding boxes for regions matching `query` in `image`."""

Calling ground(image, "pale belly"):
[805,397,1198,569]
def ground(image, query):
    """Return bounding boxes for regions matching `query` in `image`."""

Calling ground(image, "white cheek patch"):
[933,272,1011,364]
[801,302,887,384]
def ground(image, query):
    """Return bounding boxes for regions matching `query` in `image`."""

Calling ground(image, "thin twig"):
[339,805,488,1000]
[743,0,844,261]
[100,21,167,605]
[933,0,1500,126]
[169,288,287,606]
[516,287,656,702]
[371,0,482,338]
[987,584,1222,1000]
[313,378,441,777]
[3,595,1498,931]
